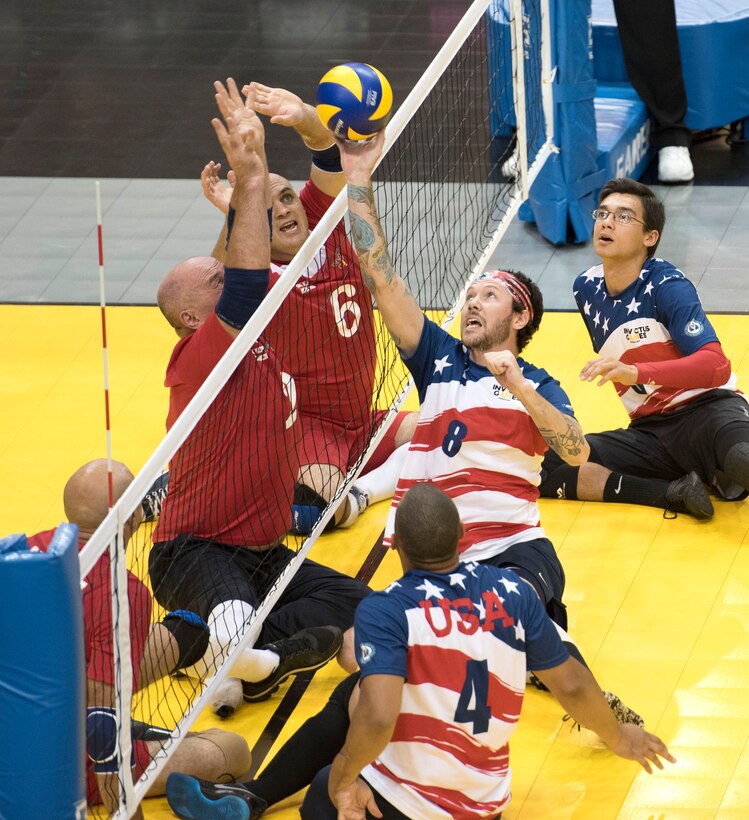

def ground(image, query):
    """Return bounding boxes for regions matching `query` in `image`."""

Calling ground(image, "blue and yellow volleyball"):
[316,62,393,141]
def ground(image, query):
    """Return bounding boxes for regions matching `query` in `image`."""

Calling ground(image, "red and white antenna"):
[95,181,114,508]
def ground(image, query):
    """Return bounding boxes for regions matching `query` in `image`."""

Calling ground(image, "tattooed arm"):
[484,349,590,466]
[338,133,424,357]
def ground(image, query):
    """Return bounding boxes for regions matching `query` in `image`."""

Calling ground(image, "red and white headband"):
[472,270,534,321]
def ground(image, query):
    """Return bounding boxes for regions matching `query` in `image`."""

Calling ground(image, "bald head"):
[63,459,134,538]
[157,256,225,336]
[393,483,462,569]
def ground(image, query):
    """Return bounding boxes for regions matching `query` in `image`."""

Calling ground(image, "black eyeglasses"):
[591,209,645,226]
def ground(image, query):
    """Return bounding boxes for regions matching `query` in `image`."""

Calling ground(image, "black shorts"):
[149,536,370,645]
[542,390,749,496]
[479,537,568,630]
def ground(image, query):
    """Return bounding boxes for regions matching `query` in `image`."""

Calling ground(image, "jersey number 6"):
[330,284,362,338]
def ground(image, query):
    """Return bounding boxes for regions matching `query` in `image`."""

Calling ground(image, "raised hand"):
[483,349,527,395]
[248,82,306,128]
[211,84,263,180]
[213,78,265,155]
[200,161,236,215]
[337,131,386,185]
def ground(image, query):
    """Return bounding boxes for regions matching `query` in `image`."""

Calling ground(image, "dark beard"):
[463,315,512,352]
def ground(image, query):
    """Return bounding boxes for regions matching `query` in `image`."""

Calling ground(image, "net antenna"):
[95,180,137,815]
[81,1,555,814]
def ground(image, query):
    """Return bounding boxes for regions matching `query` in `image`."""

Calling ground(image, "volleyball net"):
[73,1,555,816]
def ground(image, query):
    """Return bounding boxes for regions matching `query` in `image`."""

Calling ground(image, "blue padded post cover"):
[523,0,601,244]
[0,524,87,820]
[488,0,601,245]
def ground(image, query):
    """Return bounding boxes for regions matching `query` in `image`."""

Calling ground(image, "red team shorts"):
[297,409,409,474]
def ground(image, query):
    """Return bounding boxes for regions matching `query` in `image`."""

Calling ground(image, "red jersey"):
[28,529,152,690]
[154,311,298,547]
[267,180,376,428]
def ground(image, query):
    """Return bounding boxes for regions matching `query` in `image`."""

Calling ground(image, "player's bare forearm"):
[296,102,335,149]
[516,383,589,465]
[347,181,423,354]
[211,219,228,263]
[330,675,400,796]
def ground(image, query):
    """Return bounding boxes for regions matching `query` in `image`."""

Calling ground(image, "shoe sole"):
[167,774,250,820]
[243,632,344,703]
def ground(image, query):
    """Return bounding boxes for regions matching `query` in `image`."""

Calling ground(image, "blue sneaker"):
[166,773,267,820]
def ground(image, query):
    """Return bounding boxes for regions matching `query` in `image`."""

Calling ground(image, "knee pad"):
[292,484,327,535]
[161,610,210,671]
[539,462,579,500]
[86,708,120,773]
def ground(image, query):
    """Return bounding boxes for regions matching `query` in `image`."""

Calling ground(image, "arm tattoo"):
[350,212,375,253]
[348,184,375,207]
[538,418,585,459]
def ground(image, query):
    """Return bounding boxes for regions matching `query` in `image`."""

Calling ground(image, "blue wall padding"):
[0,524,87,820]
[595,84,653,181]
[592,0,749,131]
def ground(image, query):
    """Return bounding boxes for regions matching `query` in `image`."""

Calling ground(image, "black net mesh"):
[89,3,550,814]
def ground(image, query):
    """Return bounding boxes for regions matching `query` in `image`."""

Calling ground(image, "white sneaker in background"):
[657,146,694,183]
[501,148,520,181]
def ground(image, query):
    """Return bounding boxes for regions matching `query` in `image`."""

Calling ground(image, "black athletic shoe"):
[242,625,343,703]
[665,471,714,520]
[166,773,267,820]
[141,471,169,521]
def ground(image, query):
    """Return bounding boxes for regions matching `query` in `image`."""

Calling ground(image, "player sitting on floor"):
[28,459,250,819]
[539,177,749,519]
[200,81,417,533]
[165,484,674,820]
[152,80,369,718]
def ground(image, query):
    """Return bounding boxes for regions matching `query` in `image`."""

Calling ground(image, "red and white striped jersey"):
[383,319,575,561]
[355,560,569,818]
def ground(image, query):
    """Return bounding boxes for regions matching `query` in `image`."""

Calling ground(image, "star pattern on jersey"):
[583,301,591,316]
[464,562,479,577]
[626,297,641,315]
[474,596,486,621]
[449,572,467,590]
[602,316,609,333]
[644,281,654,296]
[513,619,526,641]
[433,355,452,374]
[582,269,599,282]
[415,579,445,600]
[498,576,520,595]
[384,581,402,594]
[593,311,601,327]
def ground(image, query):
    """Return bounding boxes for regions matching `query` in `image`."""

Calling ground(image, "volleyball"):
[316,62,393,141]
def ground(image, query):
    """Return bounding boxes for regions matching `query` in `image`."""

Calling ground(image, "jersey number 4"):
[454,658,491,734]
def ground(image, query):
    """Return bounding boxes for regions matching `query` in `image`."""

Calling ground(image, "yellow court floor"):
[2,305,749,820]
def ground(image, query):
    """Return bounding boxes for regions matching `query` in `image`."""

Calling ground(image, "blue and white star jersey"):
[574,258,738,419]
[383,318,575,561]
[355,561,568,819]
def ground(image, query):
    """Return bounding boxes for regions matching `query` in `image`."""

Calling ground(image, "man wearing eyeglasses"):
[540,177,749,517]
